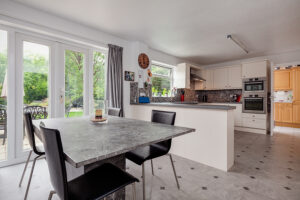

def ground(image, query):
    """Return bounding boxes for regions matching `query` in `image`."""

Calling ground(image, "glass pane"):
[65,49,84,118]
[152,76,171,97]
[0,30,7,161]
[93,51,106,111]
[151,65,171,76]
[23,41,49,150]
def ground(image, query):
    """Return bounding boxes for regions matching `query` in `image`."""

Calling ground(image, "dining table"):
[33,115,195,199]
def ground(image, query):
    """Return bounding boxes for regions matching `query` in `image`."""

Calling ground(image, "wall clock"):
[138,53,150,69]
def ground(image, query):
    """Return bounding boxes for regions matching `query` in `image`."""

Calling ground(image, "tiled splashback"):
[274,91,293,103]
[130,82,241,103]
[130,82,197,103]
[196,89,242,103]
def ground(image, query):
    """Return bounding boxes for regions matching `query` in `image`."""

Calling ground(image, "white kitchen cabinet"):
[213,68,228,89]
[228,65,242,88]
[174,63,191,89]
[232,103,242,127]
[211,65,242,90]
[203,69,214,90]
[242,60,268,78]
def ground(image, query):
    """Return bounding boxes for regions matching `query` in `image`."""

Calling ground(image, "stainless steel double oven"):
[242,77,267,114]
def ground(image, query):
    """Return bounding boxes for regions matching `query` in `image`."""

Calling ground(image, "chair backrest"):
[24,106,48,120]
[151,110,176,152]
[0,109,7,126]
[23,113,44,155]
[108,107,121,117]
[40,126,68,200]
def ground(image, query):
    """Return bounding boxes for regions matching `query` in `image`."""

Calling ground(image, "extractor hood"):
[190,73,206,81]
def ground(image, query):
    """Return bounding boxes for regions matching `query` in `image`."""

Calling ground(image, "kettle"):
[202,95,208,102]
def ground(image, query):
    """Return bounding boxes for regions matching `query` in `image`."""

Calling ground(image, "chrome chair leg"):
[142,163,146,200]
[48,191,56,200]
[19,150,32,187]
[150,159,154,176]
[132,182,136,200]
[169,154,180,190]
[24,155,42,200]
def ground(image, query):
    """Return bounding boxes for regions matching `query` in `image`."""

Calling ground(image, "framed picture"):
[125,71,135,81]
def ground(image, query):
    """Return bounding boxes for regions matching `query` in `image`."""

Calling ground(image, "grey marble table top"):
[33,116,195,168]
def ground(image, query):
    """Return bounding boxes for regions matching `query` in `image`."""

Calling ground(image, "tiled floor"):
[0,129,299,200]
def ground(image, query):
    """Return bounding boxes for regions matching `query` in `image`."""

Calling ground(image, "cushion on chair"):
[68,163,139,200]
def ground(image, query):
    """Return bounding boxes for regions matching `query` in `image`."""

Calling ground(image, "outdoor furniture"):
[23,106,48,140]
[0,108,7,145]
[108,107,121,117]
[20,113,45,200]
[32,116,195,200]
[40,126,139,200]
[125,110,179,200]
[23,106,48,119]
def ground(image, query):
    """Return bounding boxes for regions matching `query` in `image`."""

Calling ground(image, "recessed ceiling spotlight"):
[227,34,249,54]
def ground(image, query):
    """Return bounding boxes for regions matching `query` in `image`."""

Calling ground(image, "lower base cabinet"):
[293,101,300,124]
[275,103,294,123]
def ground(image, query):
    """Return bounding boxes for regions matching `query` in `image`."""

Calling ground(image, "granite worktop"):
[131,102,236,110]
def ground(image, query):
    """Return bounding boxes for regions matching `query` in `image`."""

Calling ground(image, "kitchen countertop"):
[198,102,242,104]
[131,102,236,110]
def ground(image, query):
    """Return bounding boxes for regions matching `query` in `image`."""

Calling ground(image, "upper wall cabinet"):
[228,65,242,88]
[203,69,214,90]
[211,65,242,90]
[274,69,293,91]
[174,63,191,89]
[174,63,203,89]
[293,67,300,101]
[242,60,269,78]
[213,68,228,89]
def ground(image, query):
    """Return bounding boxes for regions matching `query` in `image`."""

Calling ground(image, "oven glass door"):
[244,98,264,111]
[244,81,264,91]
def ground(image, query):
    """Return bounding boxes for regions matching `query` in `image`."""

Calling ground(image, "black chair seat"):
[68,163,139,200]
[125,144,168,165]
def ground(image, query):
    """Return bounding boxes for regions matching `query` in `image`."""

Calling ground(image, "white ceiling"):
[12,0,300,65]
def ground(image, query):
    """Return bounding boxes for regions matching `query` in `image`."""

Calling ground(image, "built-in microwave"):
[242,94,266,114]
[243,77,266,93]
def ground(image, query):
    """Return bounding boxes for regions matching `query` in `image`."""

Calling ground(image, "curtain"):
[106,44,124,116]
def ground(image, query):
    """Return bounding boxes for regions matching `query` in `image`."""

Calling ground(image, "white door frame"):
[270,61,300,135]
[15,32,55,158]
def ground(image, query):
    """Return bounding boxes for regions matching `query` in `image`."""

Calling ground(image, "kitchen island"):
[127,102,236,171]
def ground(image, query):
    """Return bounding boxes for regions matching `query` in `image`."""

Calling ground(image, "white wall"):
[0,0,189,118]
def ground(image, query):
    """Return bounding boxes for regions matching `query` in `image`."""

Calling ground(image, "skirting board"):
[275,122,300,128]
[235,126,268,134]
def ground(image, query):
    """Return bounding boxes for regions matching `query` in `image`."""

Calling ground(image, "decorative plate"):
[138,53,150,69]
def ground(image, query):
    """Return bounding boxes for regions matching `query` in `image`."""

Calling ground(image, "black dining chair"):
[108,107,121,117]
[125,110,179,200]
[40,125,139,200]
[19,113,45,200]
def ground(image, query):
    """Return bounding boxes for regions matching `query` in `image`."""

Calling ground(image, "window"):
[0,30,7,161]
[65,49,85,118]
[151,64,173,97]
[93,51,106,110]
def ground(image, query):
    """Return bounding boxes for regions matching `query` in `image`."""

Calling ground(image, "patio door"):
[15,33,54,157]
[63,45,89,118]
